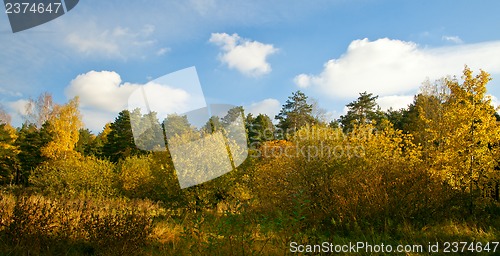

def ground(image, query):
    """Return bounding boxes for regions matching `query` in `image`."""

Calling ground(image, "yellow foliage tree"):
[419,67,500,210]
[41,97,83,159]
[0,123,20,184]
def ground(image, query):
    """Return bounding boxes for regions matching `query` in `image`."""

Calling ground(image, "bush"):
[29,155,117,197]
[248,124,466,234]
[118,155,155,198]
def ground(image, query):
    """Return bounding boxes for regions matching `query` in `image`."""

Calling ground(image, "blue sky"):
[1,0,500,132]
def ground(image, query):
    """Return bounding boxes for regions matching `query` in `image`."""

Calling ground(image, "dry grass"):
[0,193,157,255]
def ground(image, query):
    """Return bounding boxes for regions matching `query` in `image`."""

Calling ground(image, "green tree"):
[385,108,407,132]
[14,123,52,184]
[163,114,194,138]
[131,110,165,151]
[339,92,385,132]
[88,122,112,158]
[202,116,224,134]
[221,106,245,126]
[103,110,142,162]
[247,114,274,144]
[275,90,315,135]
[75,128,97,156]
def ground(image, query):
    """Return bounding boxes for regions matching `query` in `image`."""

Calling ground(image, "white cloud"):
[377,95,414,111]
[80,109,117,133]
[295,74,311,88]
[65,71,137,113]
[209,33,278,77]
[294,38,500,99]
[65,24,158,59]
[4,99,30,128]
[442,35,463,44]
[246,98,281,118]
[7,99,30,116]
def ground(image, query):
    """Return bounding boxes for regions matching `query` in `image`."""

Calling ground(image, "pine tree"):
[75,128,97,156]
[163,114,195,141]
[275,90,315,134]
[15,123,52,184]
[248,114,274,144]
[339,92,386,132]
[103,110,142,162]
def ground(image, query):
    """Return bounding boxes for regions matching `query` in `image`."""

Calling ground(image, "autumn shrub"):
[0,194,156,255]
[248,124,466,235]
[250,140,298,213]
[117,152,187,206]
[29,155,117,197]
[118,155,155,198]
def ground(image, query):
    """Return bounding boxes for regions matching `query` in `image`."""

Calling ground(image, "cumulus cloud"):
[294,38,500,100]
[209,33,278,77]
[245,98,281,118]
[65,71,137,113]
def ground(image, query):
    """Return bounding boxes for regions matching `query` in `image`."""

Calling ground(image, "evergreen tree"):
[339,92,386,132]
[103,110,142,162]
[89,123,112,158]
[221,106,245,126]
[202,116,224,134]
[247,114,274,144]
[75,128,97,156]
[163,114,194,138]
[130,110,165,151]
[14,123,52,184]
[275,90,315,134]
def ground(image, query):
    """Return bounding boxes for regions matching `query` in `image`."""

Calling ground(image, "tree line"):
[1,66,499,208]
[1,67,500,254]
